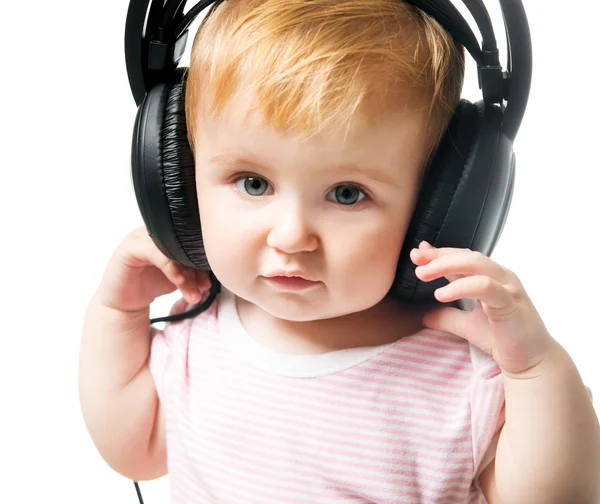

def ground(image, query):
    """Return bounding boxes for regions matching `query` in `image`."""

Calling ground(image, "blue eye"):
[236,177,269,196]
[329,185,366,205]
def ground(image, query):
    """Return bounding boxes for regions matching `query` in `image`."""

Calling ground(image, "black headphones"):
[125,0,532,316]
[124,0,531,500]
[125,0,532,319]
[125,0,531,321]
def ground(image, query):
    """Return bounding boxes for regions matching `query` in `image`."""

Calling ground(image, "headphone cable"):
[134,481,144,504]
[129,275,221,503]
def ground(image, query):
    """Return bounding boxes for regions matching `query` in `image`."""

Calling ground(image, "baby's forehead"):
[196,93,429,184]
[197,87,426,143]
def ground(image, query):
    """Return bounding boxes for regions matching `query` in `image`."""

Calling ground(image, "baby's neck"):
[235,295,430,355]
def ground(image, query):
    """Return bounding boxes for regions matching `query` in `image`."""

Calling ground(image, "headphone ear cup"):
[131,75,210,270]
[391,99,488,304]
[162,79,211,269]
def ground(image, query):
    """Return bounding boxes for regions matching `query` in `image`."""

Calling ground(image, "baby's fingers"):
[150,256,207,305]
[194,269,212,292]
[171,266,204,304]
[127,229,205,305]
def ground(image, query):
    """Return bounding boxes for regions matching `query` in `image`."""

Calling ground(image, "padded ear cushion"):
[131,76,210,271]
[391,99,487,304]
[162,80,211,270]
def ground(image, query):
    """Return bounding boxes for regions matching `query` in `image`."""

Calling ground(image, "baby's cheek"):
[201,217,238,269]
[336,227,403,296]
[202,216,264,296]
[197,202,233,269]
[366,224,404,265]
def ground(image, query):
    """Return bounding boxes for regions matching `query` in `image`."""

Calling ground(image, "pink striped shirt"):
[149,288,505,503]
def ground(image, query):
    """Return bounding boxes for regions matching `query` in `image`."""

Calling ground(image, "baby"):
[79,0,600,502]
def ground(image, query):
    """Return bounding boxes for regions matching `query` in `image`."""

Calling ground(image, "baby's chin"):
[233,286,384,323]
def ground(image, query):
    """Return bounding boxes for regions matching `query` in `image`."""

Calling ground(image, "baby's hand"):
[96,226,211,313]
[411,240,556,378]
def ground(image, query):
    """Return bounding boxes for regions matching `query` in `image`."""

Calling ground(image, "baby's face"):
[193,91,429,321]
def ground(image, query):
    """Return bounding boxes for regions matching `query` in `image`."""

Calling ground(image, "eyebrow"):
[330,164,400,186]
[210,153,274,173]
[209,153,402,187]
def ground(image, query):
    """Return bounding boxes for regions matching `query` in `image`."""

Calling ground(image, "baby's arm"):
[485,342,600,503]
[78,228,205,481]
[78,297,166,481]
[410,243,600,502]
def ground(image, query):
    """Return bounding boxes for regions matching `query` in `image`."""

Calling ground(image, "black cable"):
[174,0,218,38]
[461,0,497,51]
[497,0,531,140]
[161,0,187,34]
[409,0,482,65]
[134,481,144,504]
[147,0,166,41]
[150,271,221,324]
[162,0,185,25]
[131,272,221,502]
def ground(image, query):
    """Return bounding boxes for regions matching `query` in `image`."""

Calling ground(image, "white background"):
[1,1,598,502]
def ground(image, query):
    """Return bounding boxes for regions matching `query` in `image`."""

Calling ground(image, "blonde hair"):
[185,0,465,162]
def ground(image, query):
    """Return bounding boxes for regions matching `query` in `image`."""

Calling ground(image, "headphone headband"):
[125,0,531,138]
